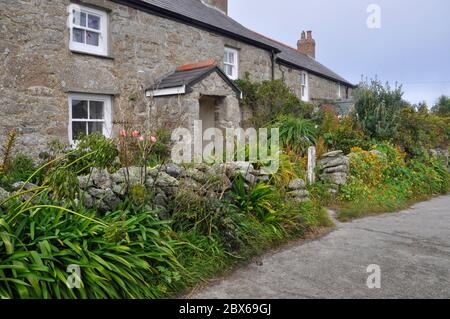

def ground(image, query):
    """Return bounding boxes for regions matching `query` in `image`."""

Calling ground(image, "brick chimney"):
[201,0,228,15]
[297,30,316,59]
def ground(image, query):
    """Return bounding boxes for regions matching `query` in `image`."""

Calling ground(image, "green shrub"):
[236,77,314,127]
[0,200,186,299]
[276,115,317,155]
[353,79,408,140]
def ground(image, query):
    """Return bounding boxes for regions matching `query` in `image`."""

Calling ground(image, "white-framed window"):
[337,84,342,99]
[68,4,108,56]
[224,47,239,80]
[68,93,112,144]
[300,71,309,101]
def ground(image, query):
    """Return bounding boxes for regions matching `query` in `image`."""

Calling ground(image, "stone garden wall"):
[318,150,350,195]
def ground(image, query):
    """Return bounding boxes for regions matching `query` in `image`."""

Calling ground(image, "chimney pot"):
[297,30,316,59]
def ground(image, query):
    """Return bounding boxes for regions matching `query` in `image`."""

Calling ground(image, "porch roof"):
[146,59,242,98]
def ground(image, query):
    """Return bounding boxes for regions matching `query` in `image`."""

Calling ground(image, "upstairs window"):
[68,94,112,144]
[300,71,309,101]
[69,4,108,56]
[224,47,239,80]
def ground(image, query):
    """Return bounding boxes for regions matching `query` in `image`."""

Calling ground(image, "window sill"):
[70,49,115,60]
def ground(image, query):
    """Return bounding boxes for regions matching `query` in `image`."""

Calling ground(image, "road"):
[192,195,450,299]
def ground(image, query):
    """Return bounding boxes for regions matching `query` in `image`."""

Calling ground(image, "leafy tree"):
[431,95,450,117]
[353,79,408,140]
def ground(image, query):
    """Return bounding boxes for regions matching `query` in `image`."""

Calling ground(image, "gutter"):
[113,0,281,54]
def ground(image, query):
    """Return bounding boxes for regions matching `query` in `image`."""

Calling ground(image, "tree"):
[431,95,450,117]
[353,79,408,140]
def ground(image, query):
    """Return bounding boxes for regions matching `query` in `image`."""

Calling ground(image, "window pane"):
[225,65,233,76]
[72,122,87,140]
[73,11,87,27]
[88,14,101,30]
[72,100,88,119]
[88,122,103,134]
[89,101,104,119]
[73,28,85,44]
[86,31,99,46]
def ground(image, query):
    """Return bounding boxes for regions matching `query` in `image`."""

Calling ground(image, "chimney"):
[201,0,228,15]
[297,30,316,59]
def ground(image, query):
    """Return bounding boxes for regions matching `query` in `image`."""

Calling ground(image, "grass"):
[336,193,446,222]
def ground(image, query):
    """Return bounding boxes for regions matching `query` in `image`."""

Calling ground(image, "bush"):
[353,79,408,141]
[0,201,186,298]
[275,115,317,155]
[236,77,314,127]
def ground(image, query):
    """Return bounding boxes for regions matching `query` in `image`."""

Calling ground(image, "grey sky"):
[229,0,450,107]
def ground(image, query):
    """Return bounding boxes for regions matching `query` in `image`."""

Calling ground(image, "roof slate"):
[134,0,353,86]
[149,63,242,97]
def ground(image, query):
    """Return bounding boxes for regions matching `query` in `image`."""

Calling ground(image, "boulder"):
[164,163,183,178]
[155,172,179,188]
[91,168,112,189]
[0,187,10,203]
[154,192,168,208]
[77,175,93,189]
[112,183,127,196]
[320,172,348,185]
[289,189,309,198]
[82,193,94,208]
[288,178,306,190]
[11,181,38,191]
[321,150,343,158]
[319,156,349,169]
[323,165,349,174]
[183,168,208,184]
[234,161,255,175]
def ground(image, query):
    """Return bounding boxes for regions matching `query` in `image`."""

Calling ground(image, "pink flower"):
[150,136,157,143]
[120,130,127,137]
[132,130,140,138]
[138,136,145,142]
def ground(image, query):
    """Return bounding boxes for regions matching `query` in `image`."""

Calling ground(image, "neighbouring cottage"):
[0,0,355,155]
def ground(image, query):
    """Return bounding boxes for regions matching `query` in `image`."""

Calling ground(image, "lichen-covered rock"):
[77,175,93,189]
[164,163,183,178]
[11,181,38,191]
[319,156,349,169]
[289,189,309,198]
[183,168,209,184]
[112,183,127,196]
[321,150,343,158]
[320,172,348,185]
[0,187,10,204]
[156,172,179,188]
[288,178,306,190]
[323,165,349,174]
[154,192,168,208]
[91,168,112,189]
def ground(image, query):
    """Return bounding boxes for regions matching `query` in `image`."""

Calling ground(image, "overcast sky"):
[229,0,450,107]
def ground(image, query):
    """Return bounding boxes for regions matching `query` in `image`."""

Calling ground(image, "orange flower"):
[132,130,140,138]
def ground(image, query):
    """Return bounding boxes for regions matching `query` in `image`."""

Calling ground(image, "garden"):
[0,78,448,299]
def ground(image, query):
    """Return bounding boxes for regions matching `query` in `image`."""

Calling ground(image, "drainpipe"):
[271,50,276,81]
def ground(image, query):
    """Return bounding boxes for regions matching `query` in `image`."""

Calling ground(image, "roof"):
[124,0,354,86]
[147,60,242,98]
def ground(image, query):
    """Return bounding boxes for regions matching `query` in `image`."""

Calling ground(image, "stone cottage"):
[0,0,355,155]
